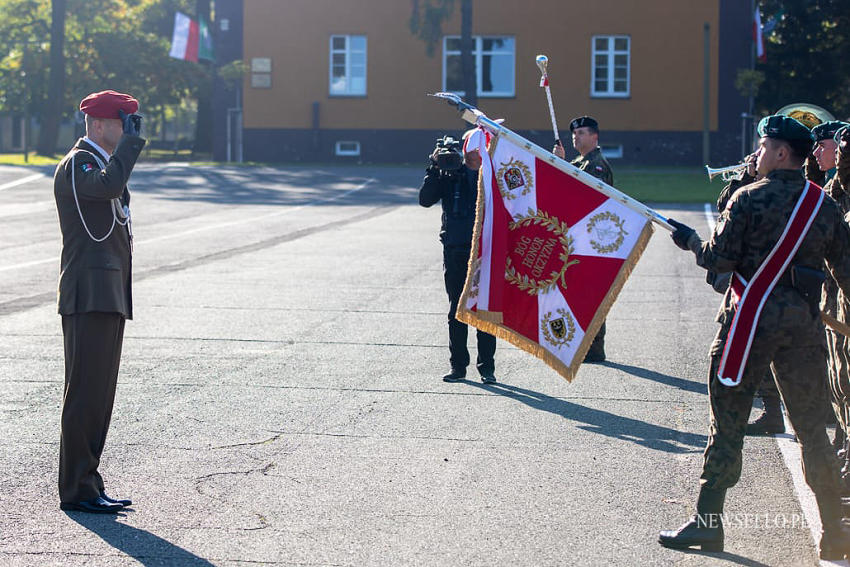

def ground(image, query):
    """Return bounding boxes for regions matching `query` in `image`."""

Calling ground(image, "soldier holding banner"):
[661,115,850,559]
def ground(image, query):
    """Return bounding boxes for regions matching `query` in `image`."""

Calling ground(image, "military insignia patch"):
[79,163,94,173]
[541,308,576,348]
[586,211,628,254]
[496,157,533,201]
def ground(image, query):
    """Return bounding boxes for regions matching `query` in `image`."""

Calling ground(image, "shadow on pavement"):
[603,361,708,395]
[465,380,707,453]
[674,548,773,567]
[65,511,215,566]
[132,164,420,207]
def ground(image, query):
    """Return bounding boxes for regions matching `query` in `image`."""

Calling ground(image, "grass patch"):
[616,167,720,203]
[0,153,61,166]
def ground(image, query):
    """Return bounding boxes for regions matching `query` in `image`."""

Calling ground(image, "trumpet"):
[705,163,747,182]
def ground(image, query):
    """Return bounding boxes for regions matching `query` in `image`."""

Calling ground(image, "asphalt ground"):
[0,162,837,566]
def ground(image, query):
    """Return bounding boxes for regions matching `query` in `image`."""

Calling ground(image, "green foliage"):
[735,68,765,99]
[0,0,207,118]
[409,0,455,57]
[756,1,850,118]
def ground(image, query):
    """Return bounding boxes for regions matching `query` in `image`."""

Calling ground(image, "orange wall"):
[243,0,720,132]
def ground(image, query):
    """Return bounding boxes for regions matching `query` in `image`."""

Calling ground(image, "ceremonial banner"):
[457,129,654,381]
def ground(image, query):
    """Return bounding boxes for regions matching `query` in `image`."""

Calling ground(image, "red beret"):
[79,90,138,119]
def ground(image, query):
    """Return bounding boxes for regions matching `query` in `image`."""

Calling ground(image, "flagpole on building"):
[429,93,675,232]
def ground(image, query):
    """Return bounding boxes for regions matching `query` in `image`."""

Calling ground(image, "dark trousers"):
[701,316,840,507]
[444,246,495,375]
[59,312,125,503]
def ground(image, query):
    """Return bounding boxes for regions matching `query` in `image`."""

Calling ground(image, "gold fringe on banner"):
[455,134,656,382]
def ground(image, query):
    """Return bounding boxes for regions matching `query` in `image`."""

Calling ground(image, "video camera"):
[431,135,463,173]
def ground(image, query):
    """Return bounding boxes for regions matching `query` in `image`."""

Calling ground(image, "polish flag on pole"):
[457,121,661,381]
[170,12,199,62]
[754,8,766,62]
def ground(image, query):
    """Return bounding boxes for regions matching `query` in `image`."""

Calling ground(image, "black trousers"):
[59,312,125,503]
[444,246,496,374]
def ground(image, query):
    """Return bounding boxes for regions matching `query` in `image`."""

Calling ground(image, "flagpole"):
[430,93,675,232]
[535,55,560,145]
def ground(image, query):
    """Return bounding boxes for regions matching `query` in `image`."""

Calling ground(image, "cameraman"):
[419,134,496,384]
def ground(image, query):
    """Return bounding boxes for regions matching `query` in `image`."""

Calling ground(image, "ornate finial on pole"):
[536,54,560,145]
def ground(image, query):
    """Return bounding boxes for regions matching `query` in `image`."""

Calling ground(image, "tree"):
[410,0,477,107]
[36,0,64,155]
[755,1,850,118]
[0,0,209,154]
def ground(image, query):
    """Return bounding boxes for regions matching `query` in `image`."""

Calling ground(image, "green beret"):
[836,125,850,143]
[757,114,815,143]
[812,120,849,142]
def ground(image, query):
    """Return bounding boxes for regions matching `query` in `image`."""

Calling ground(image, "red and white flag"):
[458,128,654,381]
[754,8,766,62]
[170,12,199,62]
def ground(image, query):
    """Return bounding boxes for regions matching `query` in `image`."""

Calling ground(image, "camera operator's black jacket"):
[419,165,479,247]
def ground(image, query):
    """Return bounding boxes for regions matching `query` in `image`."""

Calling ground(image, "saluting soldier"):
[553,116,613,362]
[661,115,850,559]
[55,90,145,513]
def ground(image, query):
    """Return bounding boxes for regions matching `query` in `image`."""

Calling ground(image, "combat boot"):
[817,492,850,560]
[746,396,785,435]
[659,487,725,552]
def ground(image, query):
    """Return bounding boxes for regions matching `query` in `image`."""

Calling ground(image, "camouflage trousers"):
[825,329,850,435]
[701,317,840,500]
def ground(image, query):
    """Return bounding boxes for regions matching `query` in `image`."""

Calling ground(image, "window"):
[335,141,361,156]
[329,35,367,96]
[601,145,623,159]
[592,35,630,97]
[443,36,515,97]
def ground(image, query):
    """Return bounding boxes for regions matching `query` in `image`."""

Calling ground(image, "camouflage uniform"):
[823,157,850,449]
[688,169,850,507]
[716,175,783,431]
[571,146,613,359]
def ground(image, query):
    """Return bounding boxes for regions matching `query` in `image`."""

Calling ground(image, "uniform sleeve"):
[716,175,755,212]
[588,155,613,185]
[825,212,850,292]
[419,166,445,207]
[67,135,145,201]
[688,191,747,273]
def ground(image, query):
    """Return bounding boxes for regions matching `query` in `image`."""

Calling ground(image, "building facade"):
[213,0,750,165]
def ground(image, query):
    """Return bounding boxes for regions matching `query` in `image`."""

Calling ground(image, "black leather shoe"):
[60,496,123,514]
[659,515,724,552]
[442,369,466,382]
[101,491,132,507]
[480,372,497,384]
[820,525,850,560]
[583,350,605,363]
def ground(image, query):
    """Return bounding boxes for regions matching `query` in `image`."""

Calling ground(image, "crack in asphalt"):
[0,205,397,318]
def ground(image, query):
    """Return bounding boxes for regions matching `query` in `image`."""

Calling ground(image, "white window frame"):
[601,144,623,159]
[335,141,361,156]
[591,35,630,98]
[329,35,367,96]
[442,35,515,98]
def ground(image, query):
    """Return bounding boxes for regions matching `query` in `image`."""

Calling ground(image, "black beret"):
[569,116,598,132]
[757,115,814,143]
[812,120,849,142]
